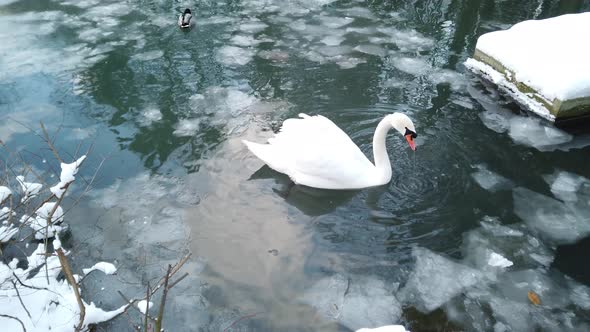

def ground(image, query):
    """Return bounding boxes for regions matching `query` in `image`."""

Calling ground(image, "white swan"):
[243,113,417,190]
[178,8,193,29]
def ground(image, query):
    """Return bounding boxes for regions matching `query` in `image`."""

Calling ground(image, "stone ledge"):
[469,49,590,122]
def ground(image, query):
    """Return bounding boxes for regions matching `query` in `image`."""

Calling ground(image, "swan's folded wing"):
[269,114,375,188]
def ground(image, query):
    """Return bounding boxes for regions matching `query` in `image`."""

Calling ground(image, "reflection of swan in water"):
[365,185,403,225]
[243,113,417,189]
[248,166,358,216]
[249,166,403,222]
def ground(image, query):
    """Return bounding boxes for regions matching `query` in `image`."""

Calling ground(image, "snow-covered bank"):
[0,240,127,332]
[0,157,130,331]
[465,13,590,121]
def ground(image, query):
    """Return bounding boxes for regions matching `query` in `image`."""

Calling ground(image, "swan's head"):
[389,113,417,151]
[184,8,192,15]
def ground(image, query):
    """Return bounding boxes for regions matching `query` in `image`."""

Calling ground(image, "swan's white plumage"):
[244,113,405,189]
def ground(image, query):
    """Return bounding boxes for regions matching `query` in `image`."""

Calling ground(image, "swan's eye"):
[404,127,417,139]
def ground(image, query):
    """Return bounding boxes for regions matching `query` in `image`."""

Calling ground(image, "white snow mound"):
[474,13,590,101]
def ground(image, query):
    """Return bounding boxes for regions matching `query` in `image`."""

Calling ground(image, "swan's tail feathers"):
[298,113,310,118]
[242,140,287,173]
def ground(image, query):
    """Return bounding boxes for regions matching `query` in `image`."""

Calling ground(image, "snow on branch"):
[50,156,86,199]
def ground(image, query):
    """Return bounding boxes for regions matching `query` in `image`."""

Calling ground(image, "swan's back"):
[243,114,378,189]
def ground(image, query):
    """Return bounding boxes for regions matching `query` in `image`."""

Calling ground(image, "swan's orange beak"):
[405,134,416,151]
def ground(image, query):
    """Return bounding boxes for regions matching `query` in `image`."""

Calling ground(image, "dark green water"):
[1,0,590,331]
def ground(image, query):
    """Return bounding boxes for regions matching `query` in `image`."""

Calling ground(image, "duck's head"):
[184,8,192,15]
[389,113,417,151]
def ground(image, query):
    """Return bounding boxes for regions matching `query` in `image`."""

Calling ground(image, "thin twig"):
[154,265,172,332]
[166,272,189,290]
[144,282,150,332]
[40,122,63,164]
[12,272,57,293]
[116,291,156,322]
[62,156,106,217]
[11,280,32,319]
[113,254,191,324]
[0,314,26,332]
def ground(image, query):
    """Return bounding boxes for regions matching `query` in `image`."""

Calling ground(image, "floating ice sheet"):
[132,50,164,61]
[139,108,163,127]
[547,171,590,203]
[301,274,401,330]
[471,164,512,192]
[513,187,590,244]
[508,116,572,150]
[217,45,255,66]
[399,247,485,312]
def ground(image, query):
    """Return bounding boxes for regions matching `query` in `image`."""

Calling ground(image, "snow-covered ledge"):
[465,12,590,123]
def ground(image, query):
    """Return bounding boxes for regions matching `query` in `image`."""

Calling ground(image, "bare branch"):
[0,314,26,332]
[166,272,189,290]
[154,265,172,332]
[12,272,58,294]
[116,291,156,322]
[40,122,63,164]
[114,254,191,329]
[144,282,150,332]
[56,248,85,332]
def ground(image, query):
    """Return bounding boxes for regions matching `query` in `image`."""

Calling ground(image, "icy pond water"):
[2,0,590,331]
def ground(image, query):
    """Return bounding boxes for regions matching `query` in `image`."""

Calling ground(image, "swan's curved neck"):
[372,117,393,182]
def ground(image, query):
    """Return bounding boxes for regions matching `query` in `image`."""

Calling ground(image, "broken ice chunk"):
[399,247,485,312]
[547,171,589,202]
[301,274,401,330]
[508,117,572,151]
[471,164,512,192]
[487,252,513,268]
[513,187,590,244]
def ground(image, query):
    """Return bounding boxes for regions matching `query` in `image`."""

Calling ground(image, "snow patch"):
[474,13,590,101]
[83,262,117,275]
[137,300,153,314]
[0,243,128,332]
[50,155,86,198]
[0,186,11,203]
[29,202,65,240]
[16,176,42,203]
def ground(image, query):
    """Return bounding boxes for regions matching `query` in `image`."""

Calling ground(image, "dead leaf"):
[528,290,541,305]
